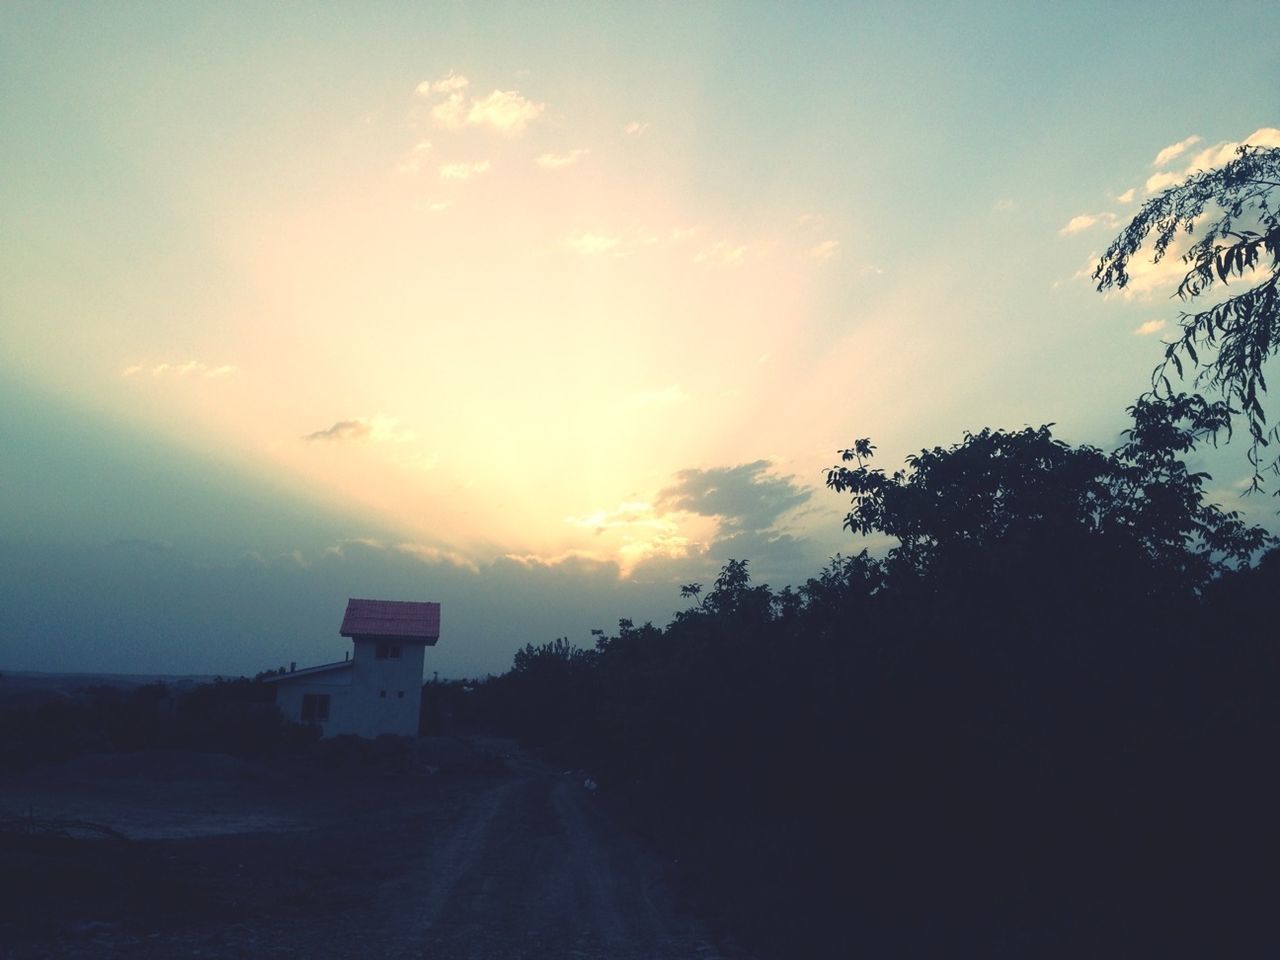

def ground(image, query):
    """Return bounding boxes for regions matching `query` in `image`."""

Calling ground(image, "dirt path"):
[3,738,745,960]
[376,740,726,960]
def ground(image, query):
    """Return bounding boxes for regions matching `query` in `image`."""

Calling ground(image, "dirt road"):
[3,738,745,959]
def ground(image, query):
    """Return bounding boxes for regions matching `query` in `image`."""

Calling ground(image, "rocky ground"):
[1,737,748,960]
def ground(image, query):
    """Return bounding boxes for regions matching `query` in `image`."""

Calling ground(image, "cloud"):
[466,90,545,135]
[994,198,1015,212]
[1115,187,1135,204]
[657,460,811,535]
[1143,128,1280,195]
[439,159,491,181]
[415,73,470,98]
[1134,319,1167,336]
[536,148,589,170]
[395,141,433,174]
[694,240,747,266]
[1144,171,1182,194]
[303,419,372,442]
[1059,212,1117,236]
[396,542,480,573]
[1186,127,1280,171]
[567,232,622,256]
[623,121,648,136]
[122,360,239,379]
[417,74,544,136]
[1152,135,1201,168]
[808,239,840,260]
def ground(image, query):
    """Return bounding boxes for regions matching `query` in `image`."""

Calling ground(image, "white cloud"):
[1115,187,1135,204]
[567,232,622,256]
[415,73,469,97]
[1152,135,1201,168]
[994,198,1015,212]
[416,74,543,136]
[1134,319,1167,336]
[808,239,839,260]
[1144,170,1182,194]
[396,542,480,573]
[694,240,747,266]
[623,121,648,136]
[395,141,433,174]
[1144,128,1280,195]
[1187,127,1280,171]
[430,92,469,129]
[123,360,239,379]
[535,148,589,170]
[1059,212,1116,236]
[466,89,545,135]
[439,159,491,181]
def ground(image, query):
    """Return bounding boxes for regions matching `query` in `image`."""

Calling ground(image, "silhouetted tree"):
[1095,143,1280,488]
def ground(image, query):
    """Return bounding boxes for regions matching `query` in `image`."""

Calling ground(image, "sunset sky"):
[3,2,1278,677]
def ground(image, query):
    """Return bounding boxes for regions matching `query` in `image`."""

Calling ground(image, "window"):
[376,642,402,660]
[376,642,388,660]
[379,689,386,699]
[397,691,404,699]
[301,693,330,722]
[390,644,402,659]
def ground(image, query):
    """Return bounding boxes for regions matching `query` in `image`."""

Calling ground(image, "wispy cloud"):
[302,416,414,444]
[416,73,544,136]
[1143,128,1280,195]
[1144,171,1182,194]
[623,120,648,136]
[439,159,491,181]
[466,90,545,135]
[535,148,589,170]
[1115,187,1135,204]
[303,418,372,442]
[396,542,480,573]
[395,141,433,174]
[694,240,747,266]
[657,460,811,535]
[1152,134,1201,168]
[122,360,239,379]
[1134,319,1167,336]
[1059,212,1117,236]
[415,73,469,98]
[567,232,622,256]
[807,239,839,260]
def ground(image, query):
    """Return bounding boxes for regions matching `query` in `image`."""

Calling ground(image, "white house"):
[266,598,441,738]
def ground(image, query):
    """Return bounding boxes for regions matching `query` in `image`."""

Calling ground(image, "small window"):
[301,693,330,722]
[389,644,402,659]
[376,642,389,660]
[379,689,387,699]
[397,691,404,699]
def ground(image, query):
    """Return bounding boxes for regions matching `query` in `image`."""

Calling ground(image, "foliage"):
[825,394,1269,597]
[478,408,1275,956]
[0,678,313,771]
[1094,144,1280,488]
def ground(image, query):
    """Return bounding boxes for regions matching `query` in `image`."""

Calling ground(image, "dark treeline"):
[473,394,1280,957]
[0,678,315,771]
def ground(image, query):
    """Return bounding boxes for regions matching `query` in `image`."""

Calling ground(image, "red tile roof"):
[340,598,441,644]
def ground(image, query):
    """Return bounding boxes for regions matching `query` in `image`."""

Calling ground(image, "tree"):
[1094,144,1280,489]
[826,395,1270,599]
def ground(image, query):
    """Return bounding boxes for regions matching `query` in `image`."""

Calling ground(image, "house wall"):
[273,670,353,737]
[344,637,427,737]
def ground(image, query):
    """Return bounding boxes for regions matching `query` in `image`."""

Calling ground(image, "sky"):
[3,1,1279,677]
